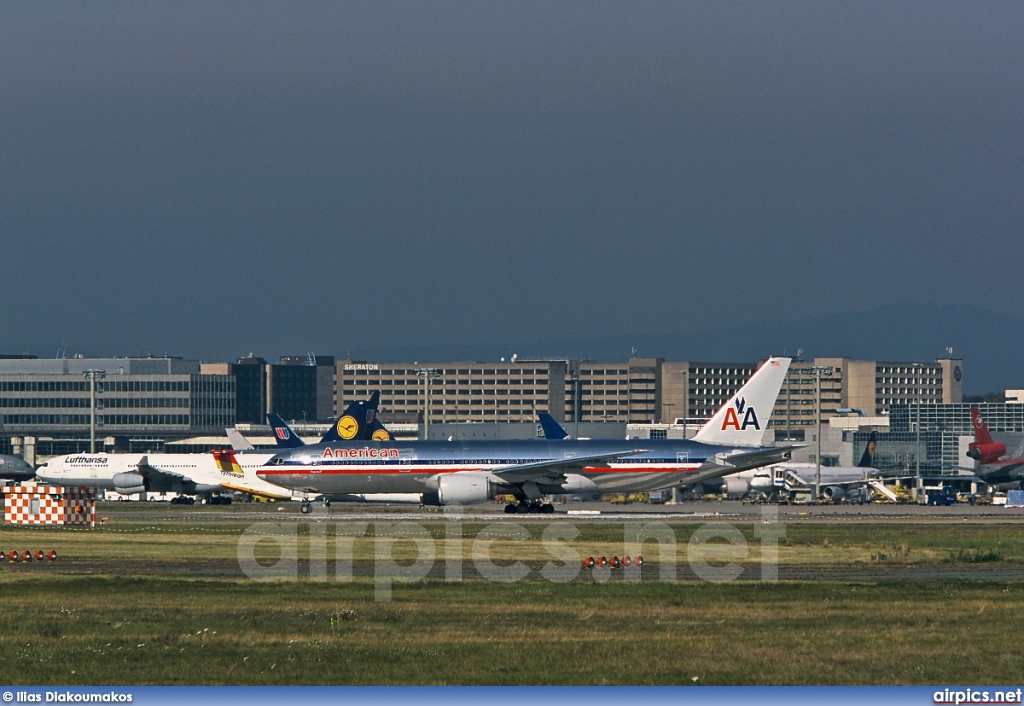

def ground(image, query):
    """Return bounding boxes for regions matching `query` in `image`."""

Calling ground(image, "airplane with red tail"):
[967,407,1024,489]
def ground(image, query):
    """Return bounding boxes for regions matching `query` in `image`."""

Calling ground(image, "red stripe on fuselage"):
[259,465,700,477]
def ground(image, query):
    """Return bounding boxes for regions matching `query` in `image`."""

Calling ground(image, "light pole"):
[785,349,803,441]
[681,368,689,438]
[570,369,582,439]
[83,369,106,453]
[415,368,442,440]
[807,365,832,502]
[913,363,923,502]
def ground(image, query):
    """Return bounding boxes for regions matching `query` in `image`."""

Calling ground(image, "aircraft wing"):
[132,455,198,492]
[491,450,647,485]
[985,459,1024,477]
[680,446,799,487]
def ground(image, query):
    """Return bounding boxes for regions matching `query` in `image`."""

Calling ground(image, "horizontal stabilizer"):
[680,445,798,487]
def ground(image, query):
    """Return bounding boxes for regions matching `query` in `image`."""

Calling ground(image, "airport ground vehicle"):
[923,487,958,506]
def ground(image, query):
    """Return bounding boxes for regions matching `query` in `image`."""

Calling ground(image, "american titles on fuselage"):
[322,446,401,460]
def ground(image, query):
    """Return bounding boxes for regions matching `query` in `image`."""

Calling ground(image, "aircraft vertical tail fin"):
[225,428,255,451]
[692,357,791,447]
[267,413,306,448]
[212,449,244,477]
[857,431,878,468]
[967,407,1006,463]
[538,412,570,440]
[970,407,994,445]
[320,391,393,443]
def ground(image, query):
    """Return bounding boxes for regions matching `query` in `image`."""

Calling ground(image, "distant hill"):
[348,304,1024,395]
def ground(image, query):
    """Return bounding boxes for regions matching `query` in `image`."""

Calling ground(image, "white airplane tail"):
[692,357,791,447]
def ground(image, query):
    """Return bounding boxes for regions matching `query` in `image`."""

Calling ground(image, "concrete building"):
[0,356,234,457]
[334,355,965,434]
[335,359,568,425]
[202,354,336,424]
[201,355,267,424]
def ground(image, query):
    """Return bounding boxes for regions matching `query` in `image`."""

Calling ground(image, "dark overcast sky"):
[2,2,1022,362]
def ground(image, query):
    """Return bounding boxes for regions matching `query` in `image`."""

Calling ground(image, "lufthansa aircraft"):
[35,448,288,502]
[257,357,795,513]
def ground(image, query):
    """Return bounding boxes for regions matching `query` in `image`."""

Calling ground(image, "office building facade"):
[336,356,964,431]
[0,356,234,457]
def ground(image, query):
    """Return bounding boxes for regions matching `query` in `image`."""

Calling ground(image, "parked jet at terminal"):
[257,357,795,513]
[704,432,882,500]
[966,407,1024,489]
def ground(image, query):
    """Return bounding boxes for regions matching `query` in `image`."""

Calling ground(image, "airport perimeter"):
[1,501,1023,685]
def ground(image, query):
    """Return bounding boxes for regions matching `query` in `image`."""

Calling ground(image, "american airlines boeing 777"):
[257,357,795,513]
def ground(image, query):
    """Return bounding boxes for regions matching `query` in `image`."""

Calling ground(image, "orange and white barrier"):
[3,486,97,527]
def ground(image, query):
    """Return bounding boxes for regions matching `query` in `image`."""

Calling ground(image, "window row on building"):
[334,356,964,427]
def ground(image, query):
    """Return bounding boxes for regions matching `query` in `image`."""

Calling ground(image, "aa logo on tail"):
[721,397,760,431]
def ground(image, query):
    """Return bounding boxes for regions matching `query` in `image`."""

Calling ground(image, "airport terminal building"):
[0,356,234,459]
[334,355,964,434]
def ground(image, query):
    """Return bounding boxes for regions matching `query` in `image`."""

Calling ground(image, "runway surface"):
[95,499,1024,523]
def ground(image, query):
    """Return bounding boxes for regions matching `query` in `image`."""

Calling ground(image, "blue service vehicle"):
[924,486,958,506]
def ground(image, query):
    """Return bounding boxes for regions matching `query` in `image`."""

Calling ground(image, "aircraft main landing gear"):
[300,502,312,514]
[503,502,554,515]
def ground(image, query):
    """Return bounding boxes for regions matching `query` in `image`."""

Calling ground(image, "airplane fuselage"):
[974,461,1024,488]
[36,452,292,499]
[0,454,35,482]
[256,438,772,496]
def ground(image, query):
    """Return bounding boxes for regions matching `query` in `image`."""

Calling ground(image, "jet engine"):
[967,441,1006,464]
[821,485,846,502]
[724,477,750,498]
[112,472,147,495]
[436,473,494,506]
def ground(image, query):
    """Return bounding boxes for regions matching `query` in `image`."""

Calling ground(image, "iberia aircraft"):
[257,357,795,513]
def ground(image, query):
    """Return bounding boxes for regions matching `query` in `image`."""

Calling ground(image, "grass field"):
[1,507,1023,685]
